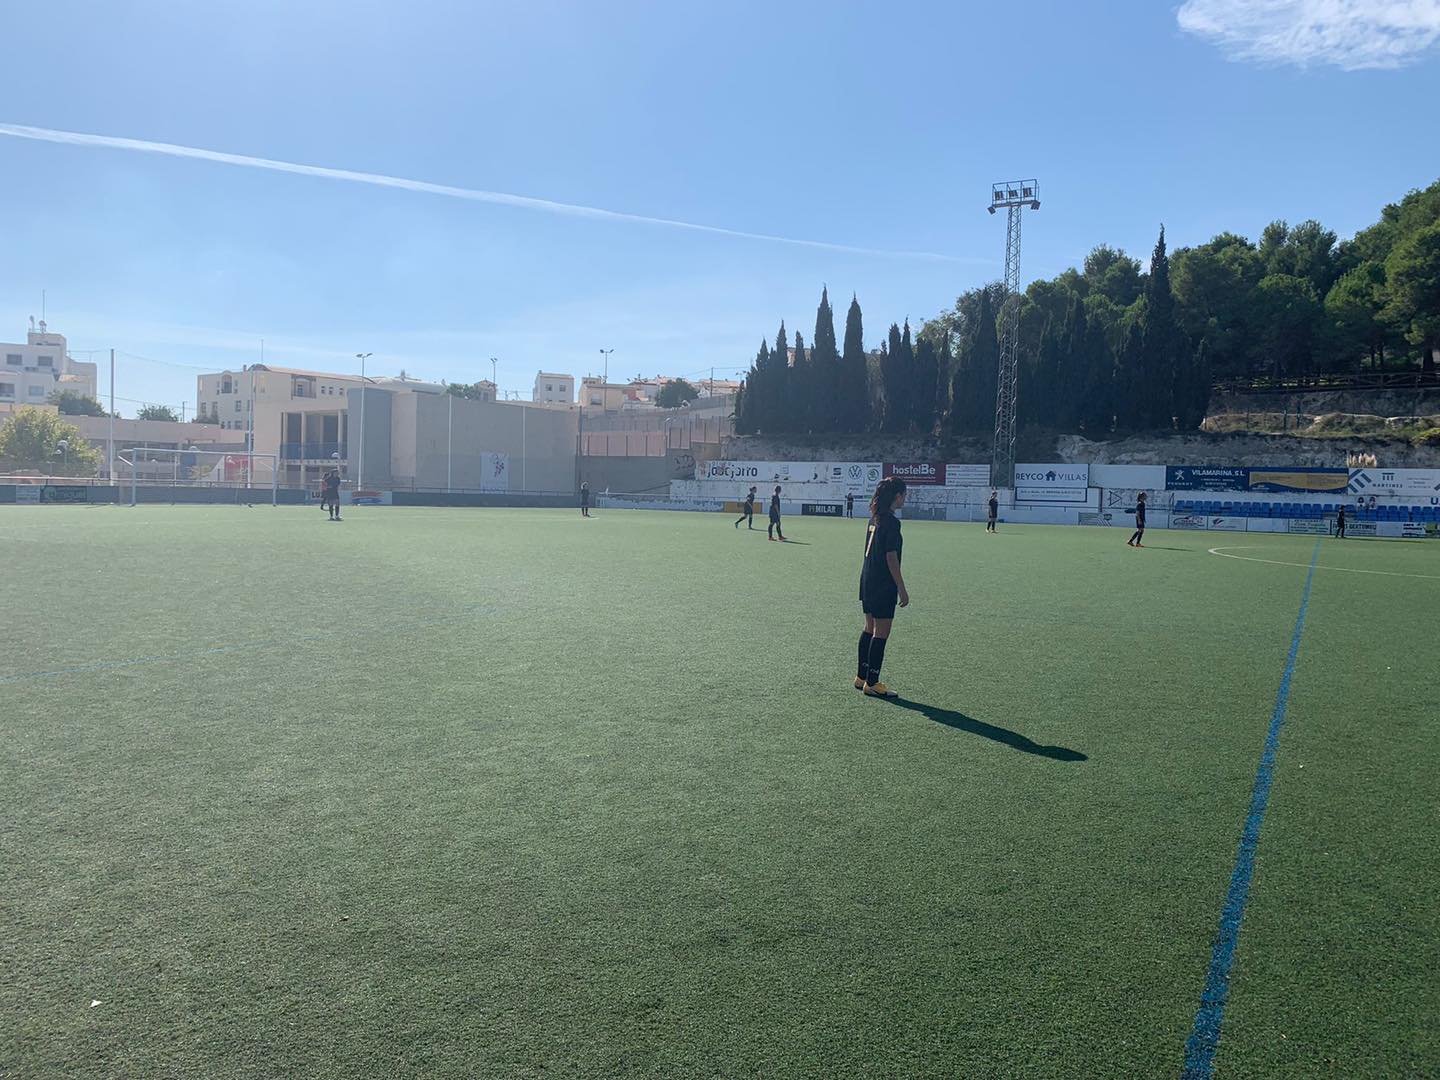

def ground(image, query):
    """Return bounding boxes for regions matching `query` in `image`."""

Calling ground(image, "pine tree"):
[810,287,841,430]
[1140,225,1179,427]
[841,295,868,432]
[1055,296,1089,431]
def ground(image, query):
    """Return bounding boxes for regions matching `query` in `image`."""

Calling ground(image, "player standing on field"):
[767,485,786,541]
[1126,491,1147,547]
[580,482,592,518]
[986,489,999,533]
[846,492,855,518]
[855,476,909,697]
[1335,502,1346,538]
[323,468,342,522]
[735,486,757,529]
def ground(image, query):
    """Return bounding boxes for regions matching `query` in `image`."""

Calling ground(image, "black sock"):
[866,636,888,685]
[857,631,873,680]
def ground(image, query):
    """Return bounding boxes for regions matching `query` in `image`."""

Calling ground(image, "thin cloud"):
[0,122,973,264]
[1177,0,1440,69]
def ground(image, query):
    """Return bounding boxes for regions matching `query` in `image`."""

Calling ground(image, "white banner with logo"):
[1014,463,1089,503]
[1347,468,1440,498]
[1206,516,1246,531]
[1091,464,1167,490]
[480,452,510,491]
[1172,512,1207,530]
[944,464,991,487]
[702,460,881,489]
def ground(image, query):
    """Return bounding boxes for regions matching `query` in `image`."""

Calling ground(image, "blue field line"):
[1180,540,1320,1079]
[0,602,507,685]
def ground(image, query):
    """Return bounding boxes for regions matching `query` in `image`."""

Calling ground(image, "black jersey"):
[988,497,998,516]
[580,487,591,506]
[861,513,902,592]
[323,474,340,497]
[770,493,781,517]
[1134,501,1147,525]
[743,491,755,510]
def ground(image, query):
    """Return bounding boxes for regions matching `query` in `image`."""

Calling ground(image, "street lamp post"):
[355,352,372,492]
[599,348,613,385]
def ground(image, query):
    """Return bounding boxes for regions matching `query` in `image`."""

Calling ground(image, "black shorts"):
[860,577,899,620]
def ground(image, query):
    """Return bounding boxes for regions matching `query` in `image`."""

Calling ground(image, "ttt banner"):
[1247,468,1348,493]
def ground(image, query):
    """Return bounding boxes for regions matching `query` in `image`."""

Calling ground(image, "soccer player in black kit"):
[986,489,999,532]
[767,485,786,541]
[322,468,342,521]
[735,486,757,529]
[854,476,909,697]
[1335,503,1346,538]
[1126,491,1147,547]
[580,482,592,518]
[846,492,855,518]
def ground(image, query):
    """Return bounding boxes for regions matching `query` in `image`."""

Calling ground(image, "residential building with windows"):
[533,372,575,404]
[0,323,98,407]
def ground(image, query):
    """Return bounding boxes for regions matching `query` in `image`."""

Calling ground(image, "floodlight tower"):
[987,179,1040,489]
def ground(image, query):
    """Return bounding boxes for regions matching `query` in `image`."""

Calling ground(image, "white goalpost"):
[118,446,281,506]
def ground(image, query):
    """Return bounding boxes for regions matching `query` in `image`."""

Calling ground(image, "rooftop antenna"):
[39,290,46,333]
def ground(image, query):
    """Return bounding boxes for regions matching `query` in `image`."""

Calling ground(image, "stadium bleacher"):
[1172,499,1440,521]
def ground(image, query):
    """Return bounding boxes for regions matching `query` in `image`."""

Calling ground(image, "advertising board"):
[1346,521,1379,537]
[1014,464,1089,503]
[41,485,90,503]
[801,503,844,516]
[1400,522,1429,539]
[1247,468,1348,493]
[1206,516,1245,531]
[480,452,509,492]
[1347,469,1440,498]
[944,464,991,487]
[1171,513,1207,529]
[15,486,41,504]
[1165,466,1248,491]
[884,462,944,485]
[1286,519,1329,535]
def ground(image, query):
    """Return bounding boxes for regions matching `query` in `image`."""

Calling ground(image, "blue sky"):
[2,0,1437,416]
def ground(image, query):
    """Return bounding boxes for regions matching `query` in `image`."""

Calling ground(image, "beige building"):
[196,363,368,486]
[1,324,98,407]
[533,372,575,404]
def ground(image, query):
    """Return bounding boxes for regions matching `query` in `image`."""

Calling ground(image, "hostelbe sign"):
[883,462,943,485]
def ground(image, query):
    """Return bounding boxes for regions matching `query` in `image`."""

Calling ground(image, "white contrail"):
[0,122,971,263]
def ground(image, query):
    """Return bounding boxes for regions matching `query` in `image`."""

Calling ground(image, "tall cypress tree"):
[968,288,999,436]
[1140,225,1178,427]
[882,323,905,432]
[913,331,939,435]
[1114,319,1144,429]
[770,322,790,432]
[841,295,868,433]
[932,330,953,432]
[810,287,840,431]
[791,331,810,432]
[733,382,750,435]
[1080,320,1115,434]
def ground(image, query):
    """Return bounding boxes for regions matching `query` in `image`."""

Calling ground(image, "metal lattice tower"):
[988,180,1040,489]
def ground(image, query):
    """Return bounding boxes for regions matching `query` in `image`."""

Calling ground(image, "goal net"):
[118,447,280,505]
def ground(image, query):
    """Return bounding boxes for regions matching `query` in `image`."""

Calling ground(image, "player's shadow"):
[885,698,1088,761]
[779,538,811,545]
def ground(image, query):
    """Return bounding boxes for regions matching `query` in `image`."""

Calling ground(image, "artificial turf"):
[2,505,1436,1079]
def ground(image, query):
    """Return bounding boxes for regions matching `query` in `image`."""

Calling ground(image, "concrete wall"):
[579,455,678,493]
[407,396,579,493]
[348,387,394,488]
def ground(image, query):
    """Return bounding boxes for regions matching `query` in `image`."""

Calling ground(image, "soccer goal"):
[117,447,281,506]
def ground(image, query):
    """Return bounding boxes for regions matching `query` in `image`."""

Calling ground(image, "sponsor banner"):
[1090,463,1167,489]
[347,490,392,506]
[15,486,41,504]
[1014,463,1089,503]
[1286,518,1329,535]
[801,502,844,517]
[827,461,883,492]
[41,485,90,503]
[944,463,991,487]
[1207,516,1245,531]
[1346,520,1379,537]
[1247,468,1348,493]
[1080,511,1119,526]
[481,452,509,492]
[1166,466,1248,491]
[884,462,943,485]
[702,460,764,481]
[1348,468,1440,498]
[1171,513,1207,530]
[1400,522,1429,539]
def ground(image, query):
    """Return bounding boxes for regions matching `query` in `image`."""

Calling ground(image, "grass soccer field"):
[3,505,1437,1079]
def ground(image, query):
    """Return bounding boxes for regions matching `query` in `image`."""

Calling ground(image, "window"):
[235,400,242,412]
[0,382,14,397]
[37,356,54,368]
[545,383,554,392]
[221,378,233,393]
[4,354,19,366]
[29,385,46,396]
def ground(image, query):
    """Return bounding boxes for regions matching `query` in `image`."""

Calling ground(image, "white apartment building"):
[533,372,575,404]
[0,323,99,407]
